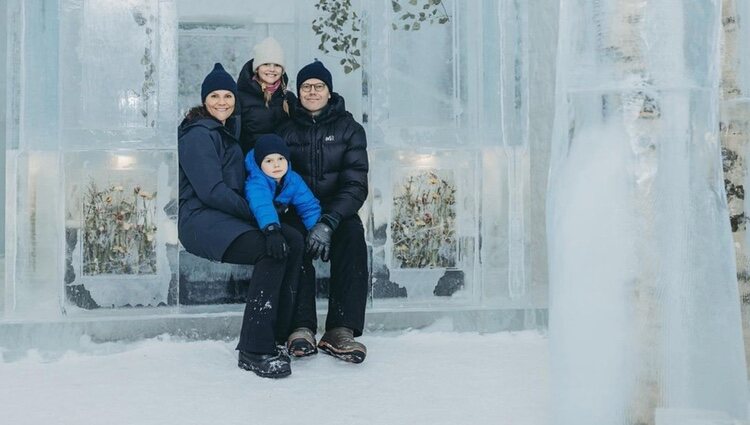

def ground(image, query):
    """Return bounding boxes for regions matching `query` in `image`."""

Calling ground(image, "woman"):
[236,36,296,155]
[178,62,303,379]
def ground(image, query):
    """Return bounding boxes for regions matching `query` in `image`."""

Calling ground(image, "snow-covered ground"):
[0,325,549,425]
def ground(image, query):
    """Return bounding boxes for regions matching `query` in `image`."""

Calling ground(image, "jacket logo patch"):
[324,135,335,142]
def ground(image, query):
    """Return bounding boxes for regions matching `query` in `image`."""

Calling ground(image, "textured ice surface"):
[548,1,748,423]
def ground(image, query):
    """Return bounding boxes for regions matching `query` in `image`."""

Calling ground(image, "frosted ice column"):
[5,0,63,318]
[498,0,530,300]
[720,0,750,376]
[548,1,749,424]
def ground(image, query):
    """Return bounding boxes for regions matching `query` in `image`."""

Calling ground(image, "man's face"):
[299,78,330,114]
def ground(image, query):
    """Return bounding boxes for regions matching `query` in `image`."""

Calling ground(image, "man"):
[277,60,369,363]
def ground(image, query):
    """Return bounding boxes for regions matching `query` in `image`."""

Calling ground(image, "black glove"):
[306,222,332,262]
[263,224,288,259]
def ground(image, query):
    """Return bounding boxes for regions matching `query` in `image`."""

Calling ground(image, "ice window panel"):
[369,148,479,306]
[390,169,457,269]
[63,150,178,310]
[71,0,159,129]
[59,0,178,148]
[178,24,253,115]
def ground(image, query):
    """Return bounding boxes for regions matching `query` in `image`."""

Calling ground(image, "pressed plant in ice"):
[81,180,158,275]
[312,0,450,73]
[391,170,456,268]
[131,7,156,125]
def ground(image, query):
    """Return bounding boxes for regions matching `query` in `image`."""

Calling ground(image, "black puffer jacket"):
[276,93,369,227]
[236,59,297,155]
[178,113,254,261]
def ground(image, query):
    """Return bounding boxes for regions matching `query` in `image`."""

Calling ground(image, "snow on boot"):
[318,327,366,364]
[238,350,291,378]
[276,345,292,362]
[287,327,318,357]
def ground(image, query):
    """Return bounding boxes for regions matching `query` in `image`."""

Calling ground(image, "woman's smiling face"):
[204,90,235,124]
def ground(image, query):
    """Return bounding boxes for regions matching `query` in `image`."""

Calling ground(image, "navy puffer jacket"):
[178,113,255,261]
[236,59,297,155]
[276,93,368,228]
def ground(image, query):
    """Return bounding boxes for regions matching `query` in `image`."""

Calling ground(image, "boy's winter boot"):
[287,327,318,357]
[238,350,291,378]
[318,327,367,364]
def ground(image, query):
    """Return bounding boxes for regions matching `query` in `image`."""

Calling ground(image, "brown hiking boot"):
[318,327,366,364]
[286,327,318,357]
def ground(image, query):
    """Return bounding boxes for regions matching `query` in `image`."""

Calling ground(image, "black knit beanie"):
[254,134,290,167]
[201,63,237,103]
[296,59,333,95]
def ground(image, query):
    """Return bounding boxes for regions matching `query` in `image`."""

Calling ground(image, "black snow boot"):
[238,350,291,378]
[287,327,318,357]
[318,327,366,364]
[275,344,292,362]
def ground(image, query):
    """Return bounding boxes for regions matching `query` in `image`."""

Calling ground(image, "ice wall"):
[548,0,749,423]
[2,0,550,330]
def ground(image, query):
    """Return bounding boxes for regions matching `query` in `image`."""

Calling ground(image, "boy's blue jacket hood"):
[244,149,321,230]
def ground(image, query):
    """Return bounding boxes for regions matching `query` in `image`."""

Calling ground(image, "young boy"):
[244,134,321,256]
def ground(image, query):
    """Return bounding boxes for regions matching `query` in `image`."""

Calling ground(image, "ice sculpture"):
[720,0,750,371]
[548,1,749,424]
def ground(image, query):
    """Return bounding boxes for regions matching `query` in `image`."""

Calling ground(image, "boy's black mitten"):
[263,224,288,259]
[306,222,332,262]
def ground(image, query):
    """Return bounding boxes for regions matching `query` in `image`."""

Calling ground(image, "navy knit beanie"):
[201,63,237,103]
[296,59,333,95]
[254,134,290,167]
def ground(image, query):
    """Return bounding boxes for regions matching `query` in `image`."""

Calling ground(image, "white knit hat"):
[253,37,285,71]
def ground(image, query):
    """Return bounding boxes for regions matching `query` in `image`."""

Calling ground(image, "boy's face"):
[260,153,288,183]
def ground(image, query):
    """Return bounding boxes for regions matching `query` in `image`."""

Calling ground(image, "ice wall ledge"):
[0,307,548,354]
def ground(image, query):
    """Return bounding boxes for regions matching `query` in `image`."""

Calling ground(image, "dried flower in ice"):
[81,179,158,276]
[138,190,154,199]
[391,170,456,268]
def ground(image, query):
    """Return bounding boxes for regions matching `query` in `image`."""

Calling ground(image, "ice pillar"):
[548,1,749,424]
[719,0,750,377]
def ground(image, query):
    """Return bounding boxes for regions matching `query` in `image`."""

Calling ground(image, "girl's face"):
[256,63,283,86]
[299,78,330,114]
[204,90,235,124]
[260,153,288,183]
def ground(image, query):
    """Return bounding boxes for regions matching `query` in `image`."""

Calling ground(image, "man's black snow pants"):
[282,212,369,337]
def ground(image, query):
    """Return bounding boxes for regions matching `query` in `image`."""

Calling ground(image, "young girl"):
[236,37,296,154]
[178,63,303,379]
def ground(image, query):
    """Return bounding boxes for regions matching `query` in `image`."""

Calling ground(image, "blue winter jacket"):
[244,150,321,231]
[178,114,255,261]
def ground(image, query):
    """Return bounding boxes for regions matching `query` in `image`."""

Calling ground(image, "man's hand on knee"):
[306,222,332,261]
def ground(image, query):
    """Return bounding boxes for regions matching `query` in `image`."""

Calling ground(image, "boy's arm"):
[289,172,322,230]
[244,153,281,230]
